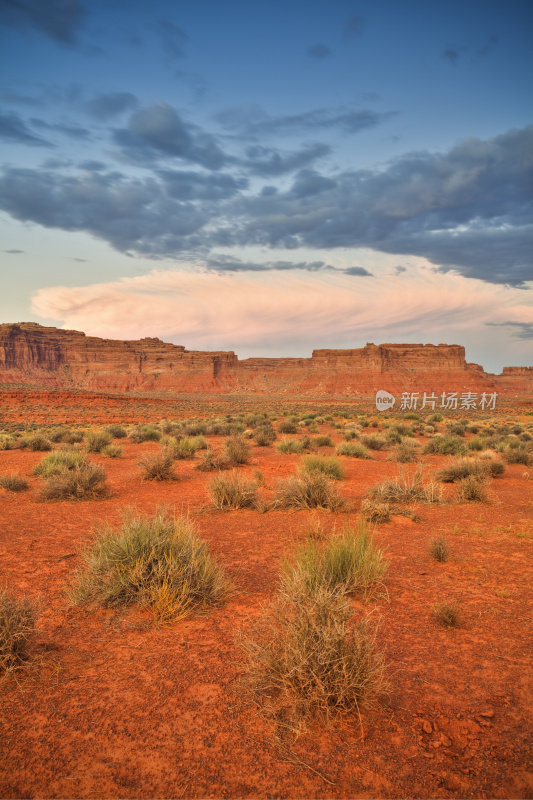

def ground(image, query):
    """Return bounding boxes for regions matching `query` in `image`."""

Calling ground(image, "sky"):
[0,0,532,373]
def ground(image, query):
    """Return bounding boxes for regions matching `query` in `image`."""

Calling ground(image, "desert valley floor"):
[0,391,532,799]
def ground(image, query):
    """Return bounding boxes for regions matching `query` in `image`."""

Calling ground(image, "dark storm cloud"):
[205,255,333,273]
[0,0,87,44]
[155,19,189,58]
[289,169,336,197]
[487,321,533,340]
[3,248,24,253]
[158,169,247,200]
[114,103,226,169]
[344,267,373,277]
[86,92,138,121]
[215,105,394,138]
[0,108,53,146]
[306,43,332,59]
[243,144,330,177]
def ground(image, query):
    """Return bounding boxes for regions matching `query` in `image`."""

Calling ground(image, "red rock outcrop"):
[0,323,531,396]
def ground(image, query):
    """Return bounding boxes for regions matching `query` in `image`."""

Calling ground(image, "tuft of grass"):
[0,434,17,451]
[313,434,333,447]
[502,446,533,466]
[104,424,127,439]
[423,435,466,456]
[0,473,29,492]
[390,441,420,463]
[19,433,52,451]
[437,456,504,482]
[367,467,441,505]
[86,429,112,453]
[278,419,298,434]
[139,450,176,481]
[0,590,37,672]
[429,537,450,562]
[34,449,87,477]
[276,438,305,454]
[40,462,108,501]
[434,601,463,628]
[360,434,388,451]
[70,511,228,624]
[239,585,387,727]
[209,470,258,510]
[129,425,161,443]
[102,443,123,458]
[282,519,388,600]
[274,471,344,511]
[299,454,345,481]
[336,441,371,459]
[195,449,230,471]
[456,475,488,503]
[253,422,277,446]
[361,499,391,524]
[223,435,250,465]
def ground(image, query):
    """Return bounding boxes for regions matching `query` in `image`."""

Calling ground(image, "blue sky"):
[1,0,532,371]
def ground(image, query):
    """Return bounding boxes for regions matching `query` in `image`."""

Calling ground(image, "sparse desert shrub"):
[336,441,371,459]
[47,427,69,443]
[253,422,277,447]
[434,601,463,628]
[276,438,305,454]
[423,435,466,456]
[456,475,488,503]
[184,421,208,436]
[102,444,123,458]
[390,441,420,463]
[86,429,112,453]
[467,436,488,452]
[278,419,298,434]
[105,424,127,439]
[0,434,16,450]
[502,446,533,466]
[129,424,161,443]
[361,499,391,524]
[139,450,176,481]
[209,470,258,510]
[274,472,344,511]
[71,511,228,623]
[20,433,52,451]
[40,462,108,501]
[342,426,360,441]
[360,434,388,451]
[223,434,250,465]
[64,430,84,444]
[34,449,87,477]
[299,455,345,481]
[239,585,387,726]
[0,473,28,492]
[195,449,230,471]
[437,456,504,482]
[0,590,37,672]
[367,467,434,505]
[313,434,333,447]
[429,537,450,562]
[282,520,388,599]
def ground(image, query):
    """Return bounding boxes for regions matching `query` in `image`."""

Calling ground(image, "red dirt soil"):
[1,420,532,798]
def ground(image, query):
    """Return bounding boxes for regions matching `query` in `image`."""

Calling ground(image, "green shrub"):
[390,441,420,463]
[437,456,504,482]
[278,419,298,434]
[105,424,127,439]
[70,511,228,623]
[139,450,176,481]
[209,470,258,510]
[299,455,345,481]
[282,520,388,599]
[367,467,441,505]
[423,435,466,456]
[253,422,277,447]
[34,449,87,477]
[0,435,16,451]
[276,438,304,454]
[40,462,108,501]
[274,472,344,511]
[0,590,37,672]
[360,435,388,451]
[102,444,123,458]
[0,473,28,492]
[502,446,533,466]
[223,435,250,465]
[63,429,84,445]
[129,425,161,443]
[336,441,371,459]
[20,433,52,451]
[313,434,333,447]
[86,429,113,453]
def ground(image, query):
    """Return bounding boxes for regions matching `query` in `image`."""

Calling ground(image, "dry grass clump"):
[0,590,37,672]
[502,445,533,466]
[0,434,17,450]
[437,456,504,482]
[434,601,463,628]
[282,519,388,600]
[34,449,86,477]
[423,435,466,456]
[223,434,250,465]
[274,472,344,511]
[360,434,388,451]
[195,449,230,471]
[39,461,108,501]
[336,441,371,459]
[276,438,305,454]
[0,473,29,492]
[429,537,450,562]
[239,585,387,728]
[139,450,176,481]
[19,433,52,451]
[299,454,345,481]
[253,421,277,446]
[209,470,258,510]
[313,434,334,447]
[278,418,298,434]
[70,511,228,624]
[390,440,420,463]
[361,499,391,524]
[456,475,489,503]
[102,443,123,458]
[367,467,442,505]
[86,429,113,453]
[129,424,161,443]
[104,424,127,439]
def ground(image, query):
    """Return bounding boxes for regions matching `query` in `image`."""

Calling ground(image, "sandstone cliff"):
[0,323,531,395]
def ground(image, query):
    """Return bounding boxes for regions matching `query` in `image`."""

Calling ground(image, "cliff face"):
[0,323,531,395]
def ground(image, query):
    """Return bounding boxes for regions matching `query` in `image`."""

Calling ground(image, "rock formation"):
[0,322,531,395]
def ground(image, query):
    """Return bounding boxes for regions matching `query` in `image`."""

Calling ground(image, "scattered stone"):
[479,709,495,718]
[422,720,433,734]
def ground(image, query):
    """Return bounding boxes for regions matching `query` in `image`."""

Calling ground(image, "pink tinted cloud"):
[31,267,531,354]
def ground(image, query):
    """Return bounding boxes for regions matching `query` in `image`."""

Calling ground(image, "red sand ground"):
[0,414,532,799]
